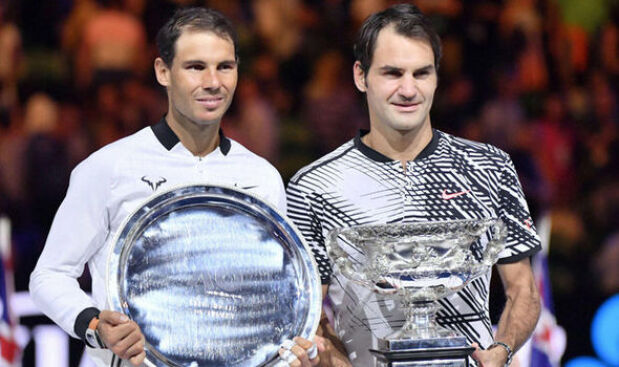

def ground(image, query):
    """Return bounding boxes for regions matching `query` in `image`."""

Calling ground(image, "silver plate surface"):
[107,185,321,367]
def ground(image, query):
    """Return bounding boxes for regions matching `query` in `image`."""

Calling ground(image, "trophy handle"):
[326,229,377,289]
[481,219,507,266]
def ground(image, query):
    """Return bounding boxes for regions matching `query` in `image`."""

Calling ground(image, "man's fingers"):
[309,335,351,367]
[99,321,137,346]
[292,337,320,366]
[293,337,313,349]
[290,345,310,367]
[470,343,483,363]
[312,335,327,353]
[308,347,320,367]
[113,324,144,359]
[98,310,129,326]
[98,318,145,363]
[129,350,146,366]
[122,333,145,361]
[279,348,300,367]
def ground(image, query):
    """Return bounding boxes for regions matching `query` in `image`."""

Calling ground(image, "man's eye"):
[385,71,402,77]
[188,65,204,70]
[219,64,235,70]
[415,70,430,78]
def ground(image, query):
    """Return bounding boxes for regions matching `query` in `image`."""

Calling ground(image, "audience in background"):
[0,0,617,363]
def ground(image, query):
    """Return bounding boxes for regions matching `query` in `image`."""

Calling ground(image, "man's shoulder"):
[288,139,357,186]
[227,139,283,179]
[74,127,153,173]
[436,130,510,163]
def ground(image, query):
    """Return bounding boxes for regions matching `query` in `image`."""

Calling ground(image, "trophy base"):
[370,337,474,367]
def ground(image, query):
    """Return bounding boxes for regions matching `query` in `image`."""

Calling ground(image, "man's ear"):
[154,57,170,87]
[353,61,367,92]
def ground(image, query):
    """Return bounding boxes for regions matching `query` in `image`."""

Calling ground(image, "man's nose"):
[202,69,221,89]
[398,75,417,98]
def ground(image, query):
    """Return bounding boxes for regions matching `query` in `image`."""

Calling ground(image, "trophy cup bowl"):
[326,218,507,366]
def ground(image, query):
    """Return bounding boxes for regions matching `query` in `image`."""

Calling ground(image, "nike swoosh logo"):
[442,189,470,200]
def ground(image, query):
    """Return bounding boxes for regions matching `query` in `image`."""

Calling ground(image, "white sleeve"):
[274,175,287,214]
[260,164,287,213]
[29,154,111,338]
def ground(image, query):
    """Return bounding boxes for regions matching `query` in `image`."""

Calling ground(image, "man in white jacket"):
[30,7,318,367]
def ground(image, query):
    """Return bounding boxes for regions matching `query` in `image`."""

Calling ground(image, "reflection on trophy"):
[326,219,507,367]
[107,185,322,367]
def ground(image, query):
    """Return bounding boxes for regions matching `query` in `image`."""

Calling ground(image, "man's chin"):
[193,116,222,127]
[390,121,425,132]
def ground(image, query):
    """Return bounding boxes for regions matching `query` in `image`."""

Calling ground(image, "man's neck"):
[166,115,221,157]
[362,123,433,170]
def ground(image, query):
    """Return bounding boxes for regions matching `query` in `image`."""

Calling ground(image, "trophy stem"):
[396,300,458,340]
[375,299,473,366]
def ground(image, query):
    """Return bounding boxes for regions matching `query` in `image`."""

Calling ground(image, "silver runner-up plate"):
[107,185,321,367]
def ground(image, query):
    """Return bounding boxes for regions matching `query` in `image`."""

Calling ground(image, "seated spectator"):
[75,0,147,88]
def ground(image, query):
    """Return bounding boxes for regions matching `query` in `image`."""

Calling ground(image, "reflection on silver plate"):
[107,185,321,367]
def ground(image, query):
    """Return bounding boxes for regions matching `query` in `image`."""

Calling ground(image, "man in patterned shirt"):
[286,4,541,367]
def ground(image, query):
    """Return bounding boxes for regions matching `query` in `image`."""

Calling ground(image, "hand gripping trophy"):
[326,218,507,367]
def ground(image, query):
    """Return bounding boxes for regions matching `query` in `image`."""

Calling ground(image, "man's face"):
[155,30,238,128]
[354,25,437,135]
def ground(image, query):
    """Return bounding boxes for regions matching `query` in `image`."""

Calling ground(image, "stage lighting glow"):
[591,294,619,366]
[565,356,608,367]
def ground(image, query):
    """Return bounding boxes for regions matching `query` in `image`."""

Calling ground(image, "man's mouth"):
[392,101,421,112]
[196,96,224,109]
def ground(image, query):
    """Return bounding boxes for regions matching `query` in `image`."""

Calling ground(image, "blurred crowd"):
[0,0,617,362]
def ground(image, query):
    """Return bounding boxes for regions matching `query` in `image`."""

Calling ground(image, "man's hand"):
[97,310,146,366]
[313,335,352,367]
[278,336,352,367]
[278,336,320,367]
[471,343,510,367]
[312,285,353,367]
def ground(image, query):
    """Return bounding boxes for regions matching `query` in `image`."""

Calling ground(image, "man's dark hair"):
[354,4,442,74]
[156,7,239,66]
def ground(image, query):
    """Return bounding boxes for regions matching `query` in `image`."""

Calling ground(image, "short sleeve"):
[496,154,542,263]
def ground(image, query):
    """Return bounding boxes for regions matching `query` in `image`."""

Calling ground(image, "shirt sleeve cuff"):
[74,307,101,341]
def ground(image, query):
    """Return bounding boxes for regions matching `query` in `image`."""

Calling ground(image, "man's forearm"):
[494,266,541,351]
